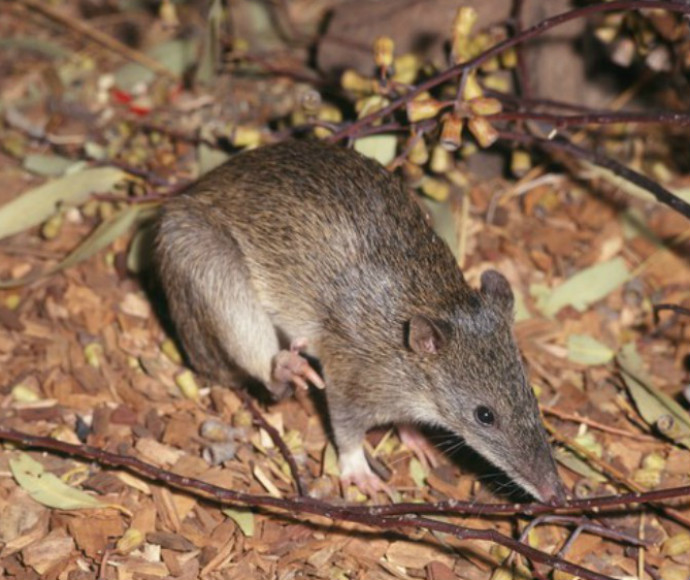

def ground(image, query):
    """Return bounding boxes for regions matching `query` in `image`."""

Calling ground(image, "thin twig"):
[235,389,306,496]
[497,130,690,219]
[0,426,624,580]
[328,1,690,143]
[15,0,178,80]
[489,110,690,127]
[541,407,659,442]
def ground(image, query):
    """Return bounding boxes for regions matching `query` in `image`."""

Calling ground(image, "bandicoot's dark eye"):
[474,405,495,426]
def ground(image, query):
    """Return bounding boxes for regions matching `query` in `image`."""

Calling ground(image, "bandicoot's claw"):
[272,337,325,391]
[339,446,394,501]
[398,425,439,470]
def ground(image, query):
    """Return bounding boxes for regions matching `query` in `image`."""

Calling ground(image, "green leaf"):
[196,0,225,85]
[618,343,690,449]
[0,203,158,289]
[23,154,81,177]
[10,453,106,510]
[408,457,427,488]
[532,257,630,317]
[114,39,197,90]
[223,507,255,537]
[422,198,460,259]
[554,448,607,483]
[0,166,129,241]
[354,134,398,166]
[567,334,615,366]
[322,443,339,477]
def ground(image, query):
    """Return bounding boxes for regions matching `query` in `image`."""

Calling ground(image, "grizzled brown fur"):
[154,140,562,501]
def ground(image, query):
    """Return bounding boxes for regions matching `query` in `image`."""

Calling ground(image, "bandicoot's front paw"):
[271,338,325,393]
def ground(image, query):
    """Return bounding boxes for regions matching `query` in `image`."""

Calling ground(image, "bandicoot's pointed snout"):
[536,478,567,504]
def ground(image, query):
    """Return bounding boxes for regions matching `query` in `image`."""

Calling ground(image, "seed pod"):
[440,113,463,152]
[632,467,661,488]
[406,98,444,122]
[232,125,262,148]
[407,136,429,165]
[659,563,690,580]
[420,177,450,202]
[468,116,499,148]
[469,97,502,116]
[489,544,512,563]
[430,145,452,174]
[662,533,690,557]
[511,149,532,177]
[642,452,666,471]
[490,567,513,580]
[5,294,20,310]
[300,89,322,115]
[402,161,424,186]
[355,95,390,119]
[392,54,420,84]
[318,104,343,123]
[160,338,182,365]
[41,212,63,240]
[451,6,478,62]
[500,48,518,69]
[175,369,200,401]
[483,75,510,92]
[342,69,375,93]
[12,384,40,403]
[84,342,103,369]
[462,73,483,101]
[374,36,395,69]
[117,528,145,554]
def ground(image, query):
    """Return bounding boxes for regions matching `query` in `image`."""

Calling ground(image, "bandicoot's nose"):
[537,479,566,504]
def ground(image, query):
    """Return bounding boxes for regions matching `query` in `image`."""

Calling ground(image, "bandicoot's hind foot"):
[271,338,325,395]
[339,446,394,501]
[398,425,440,470]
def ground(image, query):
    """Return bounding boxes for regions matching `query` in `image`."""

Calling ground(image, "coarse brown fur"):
[153,139,563,501]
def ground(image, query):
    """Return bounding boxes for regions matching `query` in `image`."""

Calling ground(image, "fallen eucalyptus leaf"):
[115,39,197,90]
[580,162,690,205]
[618,343,690,449]
[422,198,460,259]
[0,203,158,289]
[10,453,106,510]
[222,507,255,537]
[554,448,607,483]
[567,334,615,366]
[0,166,130,241]
[532,257,630,317]
[354,134,398,166]
[23,154,80,177]
[322,442,339,477]
[408,457,427,488]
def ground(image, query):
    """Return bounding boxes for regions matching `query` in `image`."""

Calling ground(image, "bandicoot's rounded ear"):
[480,269,514,315]
[407,315,449,354]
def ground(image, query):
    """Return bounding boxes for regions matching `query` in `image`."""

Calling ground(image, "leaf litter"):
[0,1,690,579]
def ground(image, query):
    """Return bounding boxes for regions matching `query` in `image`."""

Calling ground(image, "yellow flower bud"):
[430,145,452,174]
[420,177,450,201]
[510,149,532,177]
[468,97,502,116]
[392,54,420,84]
[407,137,429,165]
[406,98,444,123]
[374,36,395,69]
[342,70,375,93]
[439,113,463,152]
[468,116,499,148]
